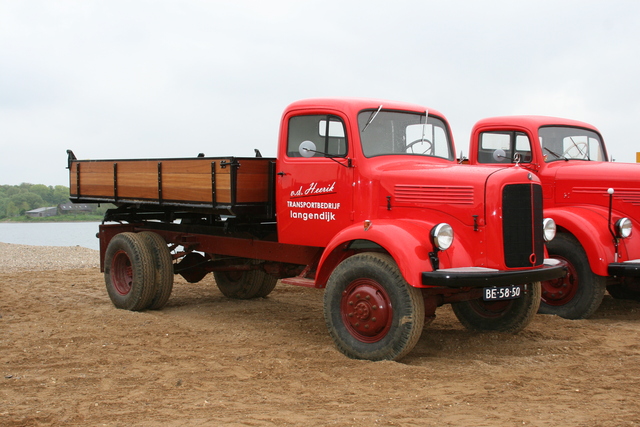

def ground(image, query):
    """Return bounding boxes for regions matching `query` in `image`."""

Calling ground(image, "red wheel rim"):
[340,278,392,343]
[541,255,579,306]
[111,249,133,295]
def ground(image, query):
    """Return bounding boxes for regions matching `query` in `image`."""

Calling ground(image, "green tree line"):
[0,183,70,219]
[0,183,114,220]
[0,183,115,221]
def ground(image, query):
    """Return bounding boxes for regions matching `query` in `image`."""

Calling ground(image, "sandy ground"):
[2,252,640,426]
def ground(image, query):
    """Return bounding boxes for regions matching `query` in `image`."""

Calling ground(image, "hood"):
[552,161,640,216]
[372,159,539,226]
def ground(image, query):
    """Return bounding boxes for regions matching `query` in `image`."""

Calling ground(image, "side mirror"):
[299,140,317,158]
[493,148,507,162]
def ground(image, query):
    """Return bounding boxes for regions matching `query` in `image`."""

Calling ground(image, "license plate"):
[483,285,522,301]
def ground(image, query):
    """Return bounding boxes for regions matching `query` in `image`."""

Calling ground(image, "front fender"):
[316,219,446,288]
[546,206,616,276]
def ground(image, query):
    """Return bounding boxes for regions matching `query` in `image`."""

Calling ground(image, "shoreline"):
[0,242,100,273]
[0,218,102,224]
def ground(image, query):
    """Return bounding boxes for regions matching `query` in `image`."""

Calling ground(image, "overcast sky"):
[2,0,639,186]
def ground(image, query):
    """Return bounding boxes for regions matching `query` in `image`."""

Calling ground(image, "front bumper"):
[608,260,640,277]
[422,258,567,288]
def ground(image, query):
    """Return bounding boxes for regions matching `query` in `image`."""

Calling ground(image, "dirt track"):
[3,267,640,426]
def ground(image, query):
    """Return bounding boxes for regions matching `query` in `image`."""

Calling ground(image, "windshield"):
[539,126,607,162]
[358,110,453,160]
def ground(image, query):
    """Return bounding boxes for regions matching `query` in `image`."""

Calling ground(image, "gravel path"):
[0,242,99,272]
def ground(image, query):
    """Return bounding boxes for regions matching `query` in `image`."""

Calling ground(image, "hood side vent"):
[573,187,640,205]
[394,185,474,205]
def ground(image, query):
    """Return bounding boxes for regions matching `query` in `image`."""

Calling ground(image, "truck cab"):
[276,100,560,289]
[468,115,640,318]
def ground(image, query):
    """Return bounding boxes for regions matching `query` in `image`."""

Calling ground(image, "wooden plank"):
[73,162,115,198]
[161,159,231,203]
[117,161,158,199]
[214,175,231,203]
[162,173,215,202]
[235,159,271,203]
[162,159,219,174]
[69,162,78,195]
[236,174,269,203]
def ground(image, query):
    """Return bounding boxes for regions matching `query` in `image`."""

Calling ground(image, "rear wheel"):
[323,253,425,361]
[104,232,156,311]
[138,232,174,310]
[452,282,541,333]
[539,233,606,319]
[213,257,277,299]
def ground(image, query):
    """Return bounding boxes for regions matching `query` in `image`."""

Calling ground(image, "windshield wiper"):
[544,147,567,161]
[361,105,383,132]
[421,109,429,141]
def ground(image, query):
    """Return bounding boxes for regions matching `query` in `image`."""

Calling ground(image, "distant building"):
[58,203,95,214]
[25,207,58,218]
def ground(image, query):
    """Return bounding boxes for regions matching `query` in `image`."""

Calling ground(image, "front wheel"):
[538,233,606,319]
[323,253,425,361]
[452,282,541,333]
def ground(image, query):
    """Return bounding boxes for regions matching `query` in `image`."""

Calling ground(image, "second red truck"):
[467,115,640,319]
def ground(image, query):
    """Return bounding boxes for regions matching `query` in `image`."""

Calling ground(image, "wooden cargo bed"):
[68,152,275,217]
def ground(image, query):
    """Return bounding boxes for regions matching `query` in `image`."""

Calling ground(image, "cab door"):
[276,111,354,247]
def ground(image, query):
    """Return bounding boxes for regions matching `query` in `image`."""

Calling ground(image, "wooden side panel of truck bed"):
[69,156,275,215]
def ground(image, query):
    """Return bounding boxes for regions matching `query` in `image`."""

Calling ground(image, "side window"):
[515,133,532,162]
[479,132,511,163]
[478,131,531,163]
[287,115,347,158]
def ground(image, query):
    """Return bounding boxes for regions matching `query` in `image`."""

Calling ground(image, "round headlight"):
[542,218,556,242]
[431,223,454,250]
[616,217,632,238]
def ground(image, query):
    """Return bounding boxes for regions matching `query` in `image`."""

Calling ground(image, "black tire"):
[213,257,277,299]
[104,232,156,311]
[138,232,174,310]
[323,253,425,361]
[452,282,541,333]
[253,274,278,298]
[538,233,606,319]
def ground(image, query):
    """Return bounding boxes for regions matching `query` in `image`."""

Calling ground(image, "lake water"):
[0,222,102,250]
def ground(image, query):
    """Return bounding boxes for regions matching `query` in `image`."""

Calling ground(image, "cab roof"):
[285,97,447,120]
[473,115,600,133]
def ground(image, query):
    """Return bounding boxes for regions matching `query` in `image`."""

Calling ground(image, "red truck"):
[467,115,640,319]
[67,98,565,361]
